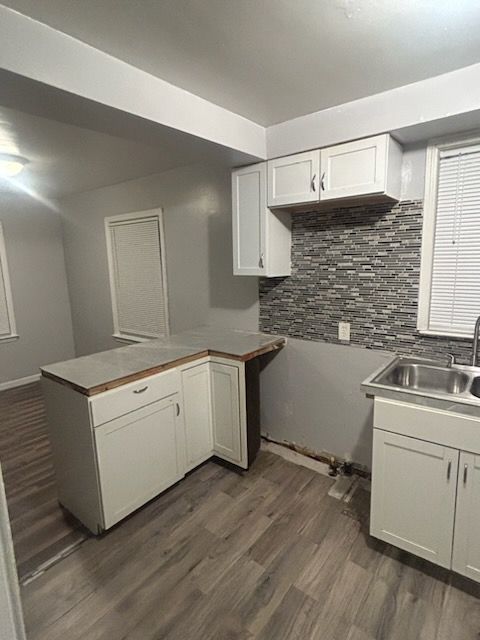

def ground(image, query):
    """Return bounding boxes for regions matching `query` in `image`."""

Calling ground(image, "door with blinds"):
[420,141,480,336]
[105,209,169,340]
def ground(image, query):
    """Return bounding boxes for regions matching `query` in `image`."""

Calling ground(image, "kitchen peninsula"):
[41,327,285,534]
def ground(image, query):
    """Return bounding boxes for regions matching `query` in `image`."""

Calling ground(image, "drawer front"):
[90,368,180,427]
[374,397,480,455]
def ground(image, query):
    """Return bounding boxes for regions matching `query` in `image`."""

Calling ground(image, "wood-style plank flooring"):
[21,448,480,639]
[0,383,89,581]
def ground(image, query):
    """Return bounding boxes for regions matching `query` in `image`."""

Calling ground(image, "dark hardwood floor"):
[0,382,89,582]
[20,446,480,639]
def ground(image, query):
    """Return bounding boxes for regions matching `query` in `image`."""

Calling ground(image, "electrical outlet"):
[338,321,350,342]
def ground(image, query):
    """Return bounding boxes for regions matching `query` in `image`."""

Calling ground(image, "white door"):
[320,135,388,201]
[95,394,184,529]
[371,429,458,568]
[182,363,213,470]
[453,452,480,581]
[210,362,244,466]
[267,150,320,207]
[232,162,266,276]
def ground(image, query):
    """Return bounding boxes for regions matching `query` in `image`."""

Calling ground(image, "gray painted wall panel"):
[60,162,259,356]
[0,196,75,383]
[260,338,391,469]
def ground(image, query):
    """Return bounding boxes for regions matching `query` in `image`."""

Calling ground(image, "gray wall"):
[59,162,259,356]
[260,339,392,469]
[259,145,428,470]
[0,195,75,383]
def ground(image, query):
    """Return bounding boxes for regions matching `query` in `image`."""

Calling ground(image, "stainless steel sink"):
[381,363,470,395]
[363,356,480,406]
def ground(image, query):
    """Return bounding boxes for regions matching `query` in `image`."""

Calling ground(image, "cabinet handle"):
[320,172,325,191]
[176,402,180,416]
[464,463,468,485]
[311,174,316,192]
[447,460,452,480]
[133,386,148,394]
[259,253,264,269]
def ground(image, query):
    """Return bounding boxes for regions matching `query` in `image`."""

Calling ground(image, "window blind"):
[0,223,15,339]
[429,144,480,335]
[108,216,168,339]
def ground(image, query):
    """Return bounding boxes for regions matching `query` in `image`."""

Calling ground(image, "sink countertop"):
[40,326,285,395]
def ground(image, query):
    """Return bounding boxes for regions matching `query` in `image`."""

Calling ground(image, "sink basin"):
[383,363,470,395]
[363,356,480,407]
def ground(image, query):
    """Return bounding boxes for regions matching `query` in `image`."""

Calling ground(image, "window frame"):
[104,208,170,343]
[418,132,480,338]
[0,222,17,343]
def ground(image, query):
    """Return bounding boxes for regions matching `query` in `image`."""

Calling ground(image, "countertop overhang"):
[40,327,286,396]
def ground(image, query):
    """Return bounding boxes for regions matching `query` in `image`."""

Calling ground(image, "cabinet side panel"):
[41,378,103,533]
[266,209,291,277]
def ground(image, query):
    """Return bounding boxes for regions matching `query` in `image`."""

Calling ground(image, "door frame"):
[0,464,26,640]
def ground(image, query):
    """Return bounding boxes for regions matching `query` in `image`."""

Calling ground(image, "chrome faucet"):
[472,316,480,366]
[446,354,455,368]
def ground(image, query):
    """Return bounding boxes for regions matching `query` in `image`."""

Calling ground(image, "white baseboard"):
[0,374,41,392]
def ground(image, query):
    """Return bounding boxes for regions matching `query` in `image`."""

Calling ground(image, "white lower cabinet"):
[44,356,250,534]
[371,408,480,583]
[210,361,243,465]
[182,359,247,471]
[452,452,480,581]
[181,361,213,470]
[371,430,458,568]
[95,394,185,529]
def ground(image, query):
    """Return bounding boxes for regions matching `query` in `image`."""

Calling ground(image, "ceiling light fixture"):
[0,154,28,178]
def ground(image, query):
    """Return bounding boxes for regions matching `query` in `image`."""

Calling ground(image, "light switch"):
[338,322,350,342]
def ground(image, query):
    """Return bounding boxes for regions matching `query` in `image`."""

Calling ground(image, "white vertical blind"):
[0,224,15,339]
[108,216,168,339]
[429,144,480,335]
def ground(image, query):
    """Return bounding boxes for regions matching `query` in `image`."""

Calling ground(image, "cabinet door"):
[320,135,388,201]
[371,429,458,568]
[267,151,320,207]
[95,394,184,529]
[182,363,213,470]
[232,163,266,276]
[453,452,480,581]
[210,362,245,467]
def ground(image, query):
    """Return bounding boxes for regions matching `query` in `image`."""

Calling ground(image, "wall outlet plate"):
[338,322,350,341]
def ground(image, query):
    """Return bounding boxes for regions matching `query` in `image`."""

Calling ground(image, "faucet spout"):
[472,316,480,367]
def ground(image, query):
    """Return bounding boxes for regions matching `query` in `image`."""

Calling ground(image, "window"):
[105,209,169,341]
[0,222,17,342]
[418,135,480,337]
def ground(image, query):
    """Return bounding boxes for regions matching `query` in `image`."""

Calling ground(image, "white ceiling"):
[0,106,201,199]
[3,0,480,126]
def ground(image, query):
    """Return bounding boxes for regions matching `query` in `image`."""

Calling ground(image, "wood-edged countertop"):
[40,327,286,396]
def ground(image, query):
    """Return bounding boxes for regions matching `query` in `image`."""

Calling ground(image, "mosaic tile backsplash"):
[259,199,474,364]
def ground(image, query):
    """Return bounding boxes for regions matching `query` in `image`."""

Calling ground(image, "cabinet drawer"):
[90,368,180,427]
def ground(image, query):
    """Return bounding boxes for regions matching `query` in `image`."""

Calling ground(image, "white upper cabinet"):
[232,162,291,277]
[320,134,402,202]
[267,150,320,207]
[264,134,403,209]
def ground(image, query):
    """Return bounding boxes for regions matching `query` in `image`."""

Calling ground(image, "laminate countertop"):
[40,327,285,396]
